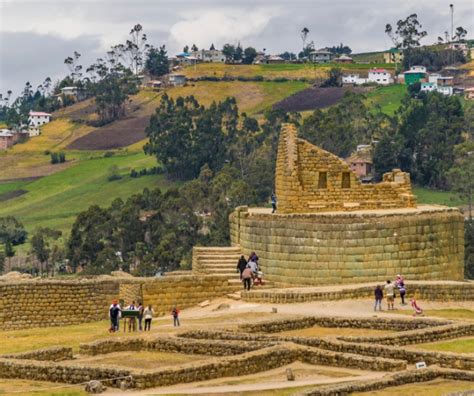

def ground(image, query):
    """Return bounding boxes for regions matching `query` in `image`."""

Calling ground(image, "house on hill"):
[335,54,353,63]
[342,68,393,86]
[191,49,225,63]
[403,66,427,85]
[0,129,15,150]
[309,49,333,63]
[346,149,373,179]
[465,87,474,100]
[168,74,186,87]
[28,111,52,137]
[383,48,403,64]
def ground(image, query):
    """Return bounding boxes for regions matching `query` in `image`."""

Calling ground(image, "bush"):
[58,152,66,163]
[50,152,59,164]
[103,151,115,158]
[44,150,51,155]
[130,169,138,178]
[107,165,122,181]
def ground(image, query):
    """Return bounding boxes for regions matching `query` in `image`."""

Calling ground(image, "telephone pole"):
[450,4,454,65]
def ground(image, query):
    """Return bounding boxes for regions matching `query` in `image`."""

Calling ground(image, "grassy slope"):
[413,187,465,207]
[364,84,407,116]
[0,152,177,235]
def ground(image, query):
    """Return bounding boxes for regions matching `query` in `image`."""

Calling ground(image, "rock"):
[199,300,211,307]
[286,368,295,381]
[84,380,105,394]
[272,307,278,313]
[110,270,134,278]
[213,303,230,311]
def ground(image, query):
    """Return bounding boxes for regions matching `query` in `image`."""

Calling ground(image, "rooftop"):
[29,111,51,117]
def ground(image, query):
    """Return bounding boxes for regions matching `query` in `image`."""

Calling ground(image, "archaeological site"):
[0,124,472,395]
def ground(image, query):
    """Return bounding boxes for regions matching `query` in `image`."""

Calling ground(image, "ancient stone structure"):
[229,123,465,285]
[276,124,416,213]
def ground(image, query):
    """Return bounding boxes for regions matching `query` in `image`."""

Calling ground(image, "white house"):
[28,111,51,136]
[420,82,453,96]
[342,73,367,85]
[408,65,427,73]
[367,69,393,85]
[168,74,186,87]
[309,49,333,63]
[192,49,225,63]
[342,69,393,86]
[428,74,441,84]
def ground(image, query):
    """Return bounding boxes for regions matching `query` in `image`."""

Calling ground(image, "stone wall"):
[142,275,234,315]
[241,282,474,303]
[230,205,464,285]
[1,347,73,361]
[275,124,416,213]
[0,279,118,330]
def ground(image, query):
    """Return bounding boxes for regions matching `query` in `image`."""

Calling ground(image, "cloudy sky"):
[1,0,473,97]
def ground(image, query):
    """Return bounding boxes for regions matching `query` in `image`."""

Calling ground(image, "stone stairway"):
[192,246,274,292]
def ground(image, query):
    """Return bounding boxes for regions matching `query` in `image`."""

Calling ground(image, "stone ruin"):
[275,123,416,213]
[229,123,465,285]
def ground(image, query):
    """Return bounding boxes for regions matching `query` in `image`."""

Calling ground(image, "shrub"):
[44,150,51,155]
[103,151,115,158]
[58,152,66,163]
[107,165,122,181]
[50,152,59,164]
[130,169,138,178]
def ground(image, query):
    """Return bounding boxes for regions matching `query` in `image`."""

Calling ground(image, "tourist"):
[384,280,395,310]
[249,251,259,265]
[236,255,248,279]
[143,305,154,331]
[411,297,424,316]
[247,259,258,276]
[127,301,137,332]
[374,285,383,311]
[271,193,277,213]
[172,306,180,327]
[109,300,121,332]
[395,275,407,305]
[137,301,144,331]
[242,266,253,291]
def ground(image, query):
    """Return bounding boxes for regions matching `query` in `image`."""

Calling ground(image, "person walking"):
[271,193,277,213]
[137,301,144,331]
[143,305,154,331]
[172,306,180,327]
[395,275,407,305]
[236,255,247,279]
[127,301,137,332]
[384,280,395,310]
[242,266,253,291]
[374,285,383,311]
[109,300,121,332]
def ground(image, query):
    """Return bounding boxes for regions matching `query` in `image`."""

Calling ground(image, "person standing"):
[384,280,395,310]
[109,300,121,332]
[271,193,277,213]
[242,267,253,291]
[236,255,247,279]
[172,306,180,327]
[137,301,144,331]
[143,305,154,331]
[374,285,383,311]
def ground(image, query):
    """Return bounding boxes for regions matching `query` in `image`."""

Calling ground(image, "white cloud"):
[168,7,281,52]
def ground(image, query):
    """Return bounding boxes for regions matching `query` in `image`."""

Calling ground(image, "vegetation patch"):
[0,189,27,202]
[354,379,474,396]
[416,337,474,354]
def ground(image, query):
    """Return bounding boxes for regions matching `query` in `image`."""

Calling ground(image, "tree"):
[191,44,198,52]
[373,135,400,180]
[385,14,427,50]
[465,219,474,279]
[279,51,297,61]
[327,43,352,55]
[145,45,169,77]
[64,51,83,81]
[210,43,215,50]
[454,26,468,42]
[300,27,309,53]
[243,47,257,64]
[183,45,189,53]
[222,44,236,62]
[448,142,474,219]
[321,67,342,87]
[234,44,243,61]
[125,24,149,74]
[0,216,27,246]
[30,228,62,276]
[4,241,14,272]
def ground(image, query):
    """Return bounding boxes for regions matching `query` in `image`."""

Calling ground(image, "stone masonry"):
[275,123,416,213]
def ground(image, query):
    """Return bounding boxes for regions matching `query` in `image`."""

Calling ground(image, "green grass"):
[365,85,407,116]
[417,337,474,354]
[0,180,29,195]
[393,308,474,321]
[0,152,177,237]
[413,186,465,207]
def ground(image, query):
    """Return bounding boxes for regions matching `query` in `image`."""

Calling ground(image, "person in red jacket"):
[172,306,180,327]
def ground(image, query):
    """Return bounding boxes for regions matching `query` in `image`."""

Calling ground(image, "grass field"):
[417,337,474,354]
[355,379,474,396]
[393,308,474,321]
[180,62,395,80]
[0,152,176,237]
[413,186,465,207]
[365,84,407,115]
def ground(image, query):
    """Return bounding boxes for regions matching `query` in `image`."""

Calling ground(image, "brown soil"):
[273,86,371,112]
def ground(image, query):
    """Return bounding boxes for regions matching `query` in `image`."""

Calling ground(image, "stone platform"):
[230,205,464,286]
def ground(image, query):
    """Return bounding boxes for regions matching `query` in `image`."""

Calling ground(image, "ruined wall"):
[230,206,464,285]
[275,124,416,213]
[0,279,118,330]
[142,275,234,315]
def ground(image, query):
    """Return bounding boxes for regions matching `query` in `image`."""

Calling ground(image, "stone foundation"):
[230,205,464,285]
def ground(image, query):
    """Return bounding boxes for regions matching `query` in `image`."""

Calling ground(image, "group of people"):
[237,252,263,291]
[374,275,423,316]
[108,300,180,332]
